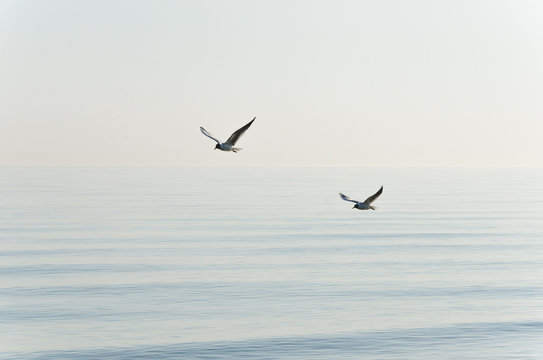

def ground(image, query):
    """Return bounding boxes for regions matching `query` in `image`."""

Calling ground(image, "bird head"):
[214,144,220,150]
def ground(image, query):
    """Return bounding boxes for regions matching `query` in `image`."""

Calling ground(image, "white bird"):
[339,186,383,210]
[200,117,255,153]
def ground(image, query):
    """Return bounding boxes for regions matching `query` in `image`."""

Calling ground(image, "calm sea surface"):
[1,167,542,359]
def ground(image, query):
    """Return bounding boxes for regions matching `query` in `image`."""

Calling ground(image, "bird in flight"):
[200,117,255,153]
[339,186,383,210]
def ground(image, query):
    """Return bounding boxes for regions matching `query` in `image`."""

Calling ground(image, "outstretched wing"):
[225,117,255,146]
[200,127,221,144]
[339,193,359,203]
[363,186,383,205]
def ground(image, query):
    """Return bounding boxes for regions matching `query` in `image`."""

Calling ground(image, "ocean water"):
[1,167,542,359]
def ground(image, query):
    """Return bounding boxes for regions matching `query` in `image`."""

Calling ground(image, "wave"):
[5,321,542,360]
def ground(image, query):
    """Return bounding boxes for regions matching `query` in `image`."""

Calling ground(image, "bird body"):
[200,117,255,153]
[353,202,375,210]
[215,143,238,152]
[339,186,383,210]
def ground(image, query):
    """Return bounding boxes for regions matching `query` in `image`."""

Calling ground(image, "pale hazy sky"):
[1,0,542,167]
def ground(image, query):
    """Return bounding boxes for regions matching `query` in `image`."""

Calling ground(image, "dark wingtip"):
[243,118,255,129]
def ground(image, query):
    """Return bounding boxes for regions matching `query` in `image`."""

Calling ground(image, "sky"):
[1,0,542,167]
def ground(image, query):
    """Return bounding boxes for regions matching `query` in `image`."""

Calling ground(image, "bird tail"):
[370,206,377,210]
[232,147,242,153]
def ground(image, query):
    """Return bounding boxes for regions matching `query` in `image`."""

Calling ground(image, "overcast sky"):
[1,0,542,167]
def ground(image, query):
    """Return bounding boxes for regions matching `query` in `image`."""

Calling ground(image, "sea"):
[1,166,542,359]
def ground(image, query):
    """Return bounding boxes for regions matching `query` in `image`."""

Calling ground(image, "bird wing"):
[363,186,383,205]
[200,127,221,144]
[339,193,359,203]
[225,117,255,145]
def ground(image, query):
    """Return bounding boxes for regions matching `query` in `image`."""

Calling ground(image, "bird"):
[339,186,383,210]
[200,117,255,153]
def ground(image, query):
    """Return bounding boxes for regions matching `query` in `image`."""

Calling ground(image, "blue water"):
[1,167,542,359]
